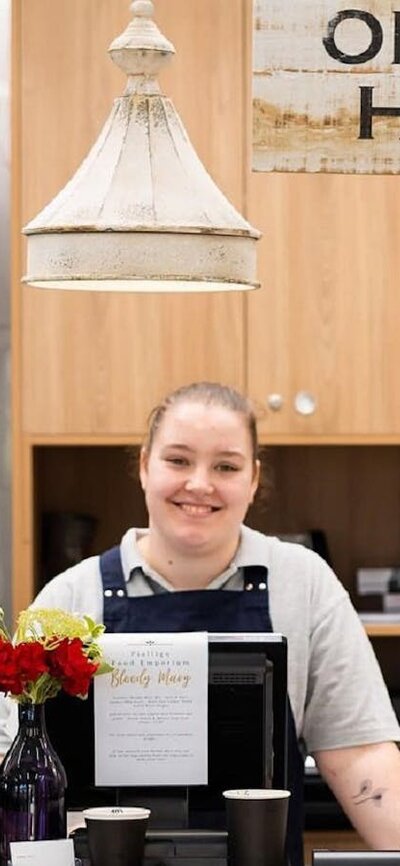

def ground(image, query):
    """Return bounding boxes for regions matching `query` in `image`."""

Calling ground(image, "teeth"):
[179,504,213,515]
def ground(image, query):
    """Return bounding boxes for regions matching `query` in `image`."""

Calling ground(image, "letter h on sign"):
[359,86,400,139]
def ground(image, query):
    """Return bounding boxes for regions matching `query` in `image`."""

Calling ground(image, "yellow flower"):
[16,609,99,643]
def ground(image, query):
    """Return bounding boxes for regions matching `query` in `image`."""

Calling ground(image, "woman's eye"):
[165,456,188,467]
[216,463,239,473]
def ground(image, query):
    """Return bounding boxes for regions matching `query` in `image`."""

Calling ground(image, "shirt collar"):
[120,525,271,591]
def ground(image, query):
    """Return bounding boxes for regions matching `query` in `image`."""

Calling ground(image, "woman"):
[1,381,400,862]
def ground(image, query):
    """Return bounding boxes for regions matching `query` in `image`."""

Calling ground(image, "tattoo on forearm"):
[351,779,387,808]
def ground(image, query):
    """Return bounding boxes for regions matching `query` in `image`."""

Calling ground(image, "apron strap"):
[100,545,126,595]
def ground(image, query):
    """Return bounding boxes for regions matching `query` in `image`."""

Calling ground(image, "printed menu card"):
[10,839,75,866]
[94,632,208,786]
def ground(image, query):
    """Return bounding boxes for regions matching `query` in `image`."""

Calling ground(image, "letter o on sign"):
[323,9,383,64]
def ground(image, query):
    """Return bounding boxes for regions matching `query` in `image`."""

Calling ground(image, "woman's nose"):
[184,468,214,493]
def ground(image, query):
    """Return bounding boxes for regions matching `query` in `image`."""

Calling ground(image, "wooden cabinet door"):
[15,0,247,435]
[246,168,400,441]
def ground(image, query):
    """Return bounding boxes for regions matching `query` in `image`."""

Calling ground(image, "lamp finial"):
[109,0,175,93]
[130,1,154,17]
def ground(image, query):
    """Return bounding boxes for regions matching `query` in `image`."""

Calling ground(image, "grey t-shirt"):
[0,526,398,754]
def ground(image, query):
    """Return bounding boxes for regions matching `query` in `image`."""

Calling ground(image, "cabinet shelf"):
[364,623,400,637]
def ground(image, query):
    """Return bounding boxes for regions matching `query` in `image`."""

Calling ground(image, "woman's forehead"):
[156,401,249,442]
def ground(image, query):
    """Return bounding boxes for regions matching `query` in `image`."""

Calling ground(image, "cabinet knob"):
[267,393,284,412]
[294,391,317,416]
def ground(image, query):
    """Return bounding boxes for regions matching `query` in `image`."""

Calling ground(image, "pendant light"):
[22,0,260,293]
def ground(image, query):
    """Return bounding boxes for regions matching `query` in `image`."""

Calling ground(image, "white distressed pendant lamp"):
[23,0,261,293]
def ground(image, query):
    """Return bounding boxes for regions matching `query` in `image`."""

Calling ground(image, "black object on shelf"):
[310,530,332,568]
[40,511,98,585]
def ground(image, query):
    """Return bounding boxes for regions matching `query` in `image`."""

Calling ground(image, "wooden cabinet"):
[247,170,400,441]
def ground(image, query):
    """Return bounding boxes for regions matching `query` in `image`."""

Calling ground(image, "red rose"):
[0,639,24,695]
[15,642,48,683]
[47,638,99,697]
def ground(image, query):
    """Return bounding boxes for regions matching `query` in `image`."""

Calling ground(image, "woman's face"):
[140,401,259,557]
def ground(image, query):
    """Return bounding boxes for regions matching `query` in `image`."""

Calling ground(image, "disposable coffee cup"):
[83,806,151,866]
[223,789,291,866]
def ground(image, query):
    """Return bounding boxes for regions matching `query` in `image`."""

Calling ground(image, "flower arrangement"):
[0,607,111,704]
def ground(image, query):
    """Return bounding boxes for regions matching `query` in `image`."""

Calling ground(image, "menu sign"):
[94,632,208,786]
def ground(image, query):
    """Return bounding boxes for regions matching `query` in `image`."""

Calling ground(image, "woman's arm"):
[315,741,400,849]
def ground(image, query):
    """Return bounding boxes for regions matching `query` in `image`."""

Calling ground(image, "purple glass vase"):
[0,702,67,865]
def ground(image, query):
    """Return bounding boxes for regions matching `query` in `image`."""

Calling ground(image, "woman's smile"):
[171,500,222,517]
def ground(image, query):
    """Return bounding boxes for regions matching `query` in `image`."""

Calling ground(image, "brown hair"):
[144,382,259,464]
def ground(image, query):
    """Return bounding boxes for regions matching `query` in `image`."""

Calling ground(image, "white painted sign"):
[252,1,400,173]
[94,632,208,787]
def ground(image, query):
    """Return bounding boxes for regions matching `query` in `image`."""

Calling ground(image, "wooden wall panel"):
[15,0,247,435]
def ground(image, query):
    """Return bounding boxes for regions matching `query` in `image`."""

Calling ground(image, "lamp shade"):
[22,0,261,293]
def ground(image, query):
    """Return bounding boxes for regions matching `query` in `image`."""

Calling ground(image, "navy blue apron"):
[100,546,305,866]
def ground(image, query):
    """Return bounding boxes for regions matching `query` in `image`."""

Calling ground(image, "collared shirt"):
[120,527,259,596]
